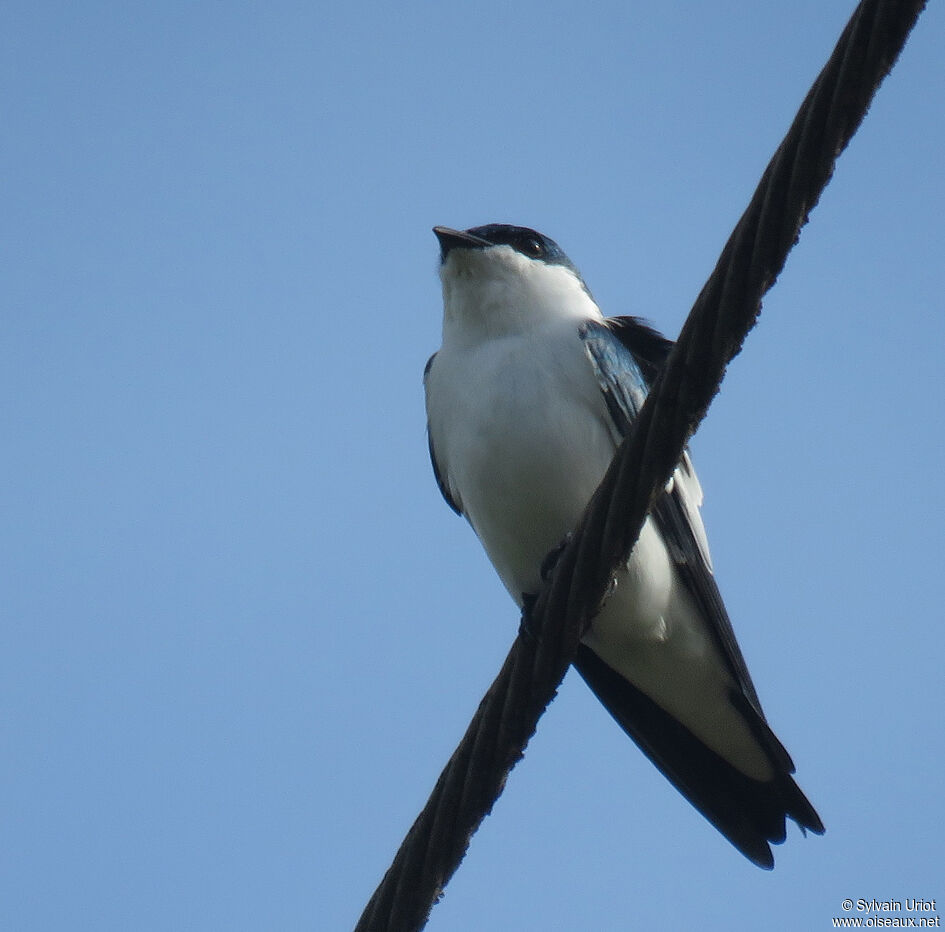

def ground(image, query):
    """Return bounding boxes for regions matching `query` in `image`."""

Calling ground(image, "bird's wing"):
[577,317,822,865]
[423,353,461,515]
[579,317,763,712]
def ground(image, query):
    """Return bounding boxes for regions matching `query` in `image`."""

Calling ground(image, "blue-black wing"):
[579,317,763,710]
[423,353,461,515]
[578,316,822,867]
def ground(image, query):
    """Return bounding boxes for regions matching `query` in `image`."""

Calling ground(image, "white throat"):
[439,246,603,346]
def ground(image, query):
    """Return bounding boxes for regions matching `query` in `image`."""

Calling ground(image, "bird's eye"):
[520,237,544,258]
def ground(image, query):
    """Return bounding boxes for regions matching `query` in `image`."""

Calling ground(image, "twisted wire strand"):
[355,2,927,928]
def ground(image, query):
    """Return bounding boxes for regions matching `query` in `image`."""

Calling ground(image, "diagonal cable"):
[355,2,927,929]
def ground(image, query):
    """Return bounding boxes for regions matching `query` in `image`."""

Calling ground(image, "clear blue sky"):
[3,2,943,930]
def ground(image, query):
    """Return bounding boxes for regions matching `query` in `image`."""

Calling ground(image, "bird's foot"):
[539,532,572,582]
[518,592,541,643]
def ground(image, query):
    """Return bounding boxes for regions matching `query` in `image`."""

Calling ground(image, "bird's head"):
[434,224,598,338]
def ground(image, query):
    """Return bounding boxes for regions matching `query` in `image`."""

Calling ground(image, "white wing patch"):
[669,450,713,573]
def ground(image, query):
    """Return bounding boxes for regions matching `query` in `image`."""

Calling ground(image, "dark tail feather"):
[574,645,824,869]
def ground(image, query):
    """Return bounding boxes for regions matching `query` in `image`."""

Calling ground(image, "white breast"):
[426,318,617,597]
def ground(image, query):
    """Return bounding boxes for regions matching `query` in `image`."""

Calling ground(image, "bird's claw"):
[539,532,572,582]
[518,592,541,643]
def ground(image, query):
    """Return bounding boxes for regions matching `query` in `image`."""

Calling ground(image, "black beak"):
[433,226,492,262]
